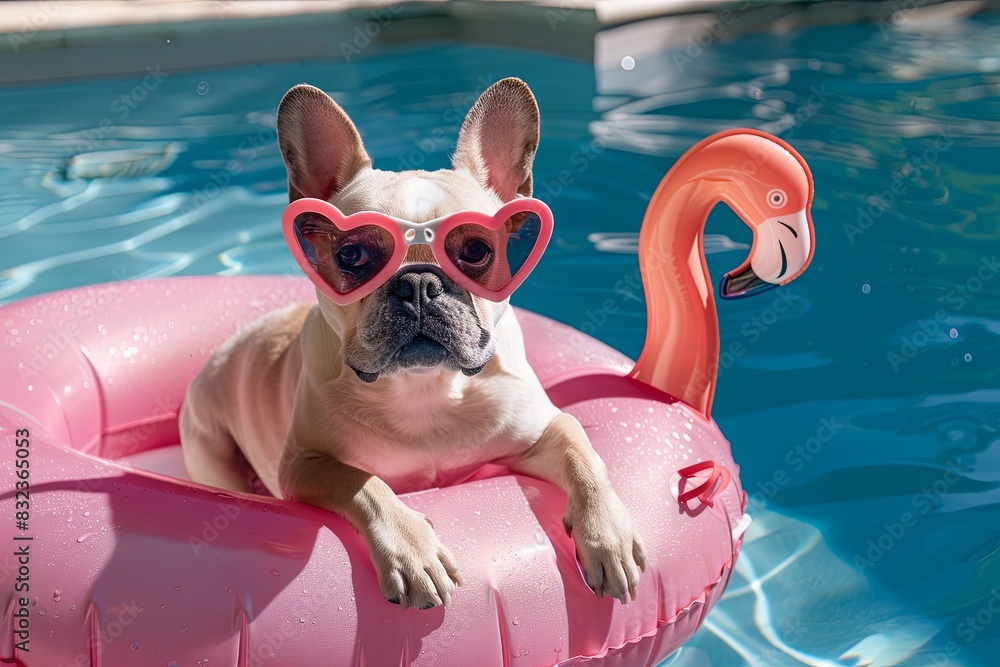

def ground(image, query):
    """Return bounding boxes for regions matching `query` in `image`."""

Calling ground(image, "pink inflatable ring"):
[0,130,814,666]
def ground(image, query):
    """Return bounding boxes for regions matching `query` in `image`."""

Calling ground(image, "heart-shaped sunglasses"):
[282,197,554,305]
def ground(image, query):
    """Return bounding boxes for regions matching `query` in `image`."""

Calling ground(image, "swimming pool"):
[1,4,998,665]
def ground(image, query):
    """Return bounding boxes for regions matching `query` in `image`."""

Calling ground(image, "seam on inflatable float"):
[100,410,178,435]
[492,588,513,667]
[86,601,101,667]
[0,385,76,452]
[540,367,630,390]
[0,398,47,434]
[555,554,736,665]
[235,601,249,667]
[661,559,731,629]
[78,343,106,455]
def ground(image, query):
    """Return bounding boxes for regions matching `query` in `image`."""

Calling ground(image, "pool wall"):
[3,0,997,85]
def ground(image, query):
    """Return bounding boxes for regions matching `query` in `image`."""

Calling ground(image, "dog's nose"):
[390,268,445,305]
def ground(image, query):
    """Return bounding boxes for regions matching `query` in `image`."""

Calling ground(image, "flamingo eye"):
[767,189,786,209]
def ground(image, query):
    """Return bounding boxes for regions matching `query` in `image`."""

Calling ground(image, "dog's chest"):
[337,377,530,493]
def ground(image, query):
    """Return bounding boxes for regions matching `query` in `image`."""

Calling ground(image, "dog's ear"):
[277,84,372,202]
[452,77,539,201]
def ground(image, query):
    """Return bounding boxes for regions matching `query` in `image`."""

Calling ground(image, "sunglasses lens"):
[293,212,394,295]
[443,211,543,292]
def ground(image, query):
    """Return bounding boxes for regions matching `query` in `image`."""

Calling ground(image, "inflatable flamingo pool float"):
[0,129,814,666]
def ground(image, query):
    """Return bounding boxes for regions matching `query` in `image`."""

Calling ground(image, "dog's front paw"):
[364,506,463,610]
[564,492,646,604]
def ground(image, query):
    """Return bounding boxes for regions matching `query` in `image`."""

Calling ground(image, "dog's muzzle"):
[348,265,492,382]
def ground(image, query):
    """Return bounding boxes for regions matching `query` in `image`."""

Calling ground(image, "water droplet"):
[512,617,519,625]
[168,661,178,667]
[173,586,182,592]
[271,569,280,576]
[76,532,97,543]
[964,353,972,362]
[299,616,306,623]
[621,55,635,71]
[70,604,76,611]
[950,328,958,338]
[861,284,871,294]
[338,605,343,611]
[53,589,63,601]
[37,608,46,616]
[181,625,190,633]
[160,604,168,610]
[130,642,139,650]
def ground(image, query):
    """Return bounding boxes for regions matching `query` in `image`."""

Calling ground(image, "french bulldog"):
[180,78,645,610]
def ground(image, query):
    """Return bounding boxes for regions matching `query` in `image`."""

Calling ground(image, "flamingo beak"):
[720,208,813,300]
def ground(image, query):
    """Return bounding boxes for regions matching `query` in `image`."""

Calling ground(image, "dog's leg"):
[280,449,462,610]
[180,401,256,493]
[505,413,646,604]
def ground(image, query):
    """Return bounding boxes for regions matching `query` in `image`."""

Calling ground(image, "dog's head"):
[276,78,540,382]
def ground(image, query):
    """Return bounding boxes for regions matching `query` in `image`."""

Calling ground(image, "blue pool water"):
[2,11,1000,666]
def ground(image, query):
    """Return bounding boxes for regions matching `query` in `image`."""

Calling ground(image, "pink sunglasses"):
[282,197,554,305]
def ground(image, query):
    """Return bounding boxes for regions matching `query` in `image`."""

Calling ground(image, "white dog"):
[180,78,645,611]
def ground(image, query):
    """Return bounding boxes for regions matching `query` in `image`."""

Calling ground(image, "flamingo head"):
[711,132,815,299]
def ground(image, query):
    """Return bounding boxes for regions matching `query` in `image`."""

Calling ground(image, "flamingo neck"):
[629,177,725,418]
